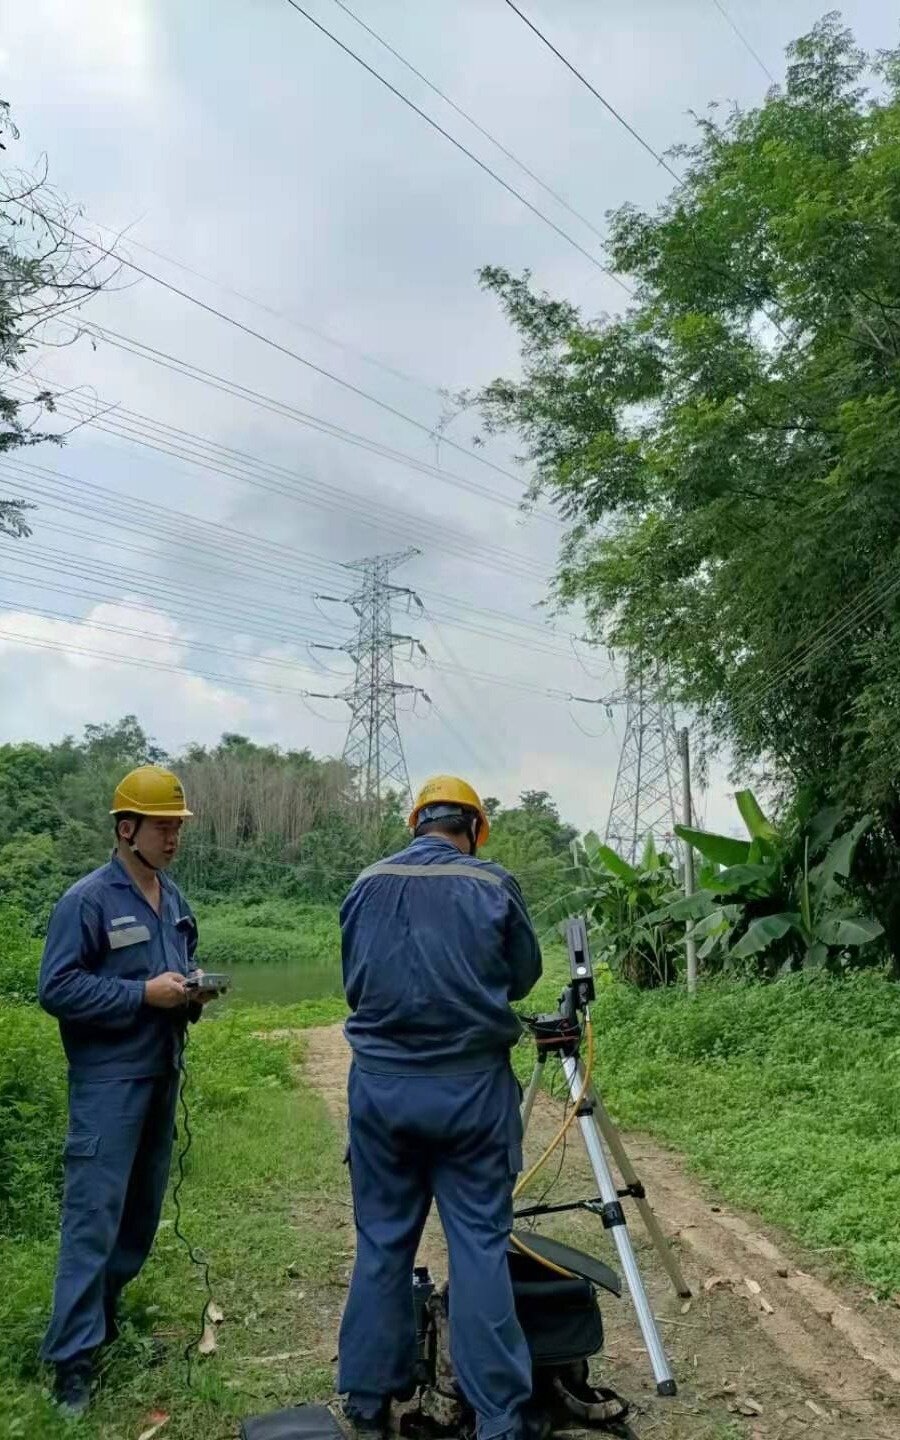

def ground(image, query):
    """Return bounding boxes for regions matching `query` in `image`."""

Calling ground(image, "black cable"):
[172,1023,215,1387]
[502,0,681,184]
[49,217,547,492]
[329,0,610,247]
[525,1057,569,1230]
[533,1059,569,1213]
[281,0,629,290]
[710,0,777,86]
[3,449,571,643]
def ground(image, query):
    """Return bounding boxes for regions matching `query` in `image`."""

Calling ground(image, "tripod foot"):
[655,1379,677,1397]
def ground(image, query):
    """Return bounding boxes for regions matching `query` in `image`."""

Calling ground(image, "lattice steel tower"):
[340,549,422,821]
[604,665,682,864]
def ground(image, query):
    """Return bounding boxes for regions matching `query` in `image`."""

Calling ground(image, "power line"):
[0,526,588,694]
[710,0,777,86]
[47,352,554,526]
[727,566,900,723]
[0,625,348,703]
[64,320,552,520]
[43,216,550,495]
[0,590,587,705]
[5,455,576,653]
[501,0,681,185]
[329,0,609,247]
[10,500,565,658]
[89,221,445,400]
[280,0,631,292]
[8,387,543,583]
[498,1,804,350]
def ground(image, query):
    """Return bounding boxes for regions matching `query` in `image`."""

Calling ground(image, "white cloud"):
[3,0,883,835]
[0,601,250,746]
[4,0,153,101]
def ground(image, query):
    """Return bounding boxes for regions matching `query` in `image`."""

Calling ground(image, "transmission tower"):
[603,665,682,864]
[320,549,428,822]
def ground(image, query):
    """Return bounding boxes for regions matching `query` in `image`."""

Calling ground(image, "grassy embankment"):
[1,902,899,1438]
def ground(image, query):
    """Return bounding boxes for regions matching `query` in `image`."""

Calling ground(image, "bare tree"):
[0,98,115,537]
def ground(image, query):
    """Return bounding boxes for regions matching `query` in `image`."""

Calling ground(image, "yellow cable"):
[509,1013,595,1282]
[513,1012,594,1200]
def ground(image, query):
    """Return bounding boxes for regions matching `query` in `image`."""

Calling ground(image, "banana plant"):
[548,831,685,988]
[671,792,883,974]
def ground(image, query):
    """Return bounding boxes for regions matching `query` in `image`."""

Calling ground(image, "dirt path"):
[301,1025,900,1440]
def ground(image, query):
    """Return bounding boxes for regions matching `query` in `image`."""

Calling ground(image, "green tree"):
[485,791,579,911]
[1,100,110,532]
[471,17,900,949]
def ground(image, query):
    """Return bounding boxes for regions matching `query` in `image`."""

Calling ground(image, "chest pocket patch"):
[107,924,152,950]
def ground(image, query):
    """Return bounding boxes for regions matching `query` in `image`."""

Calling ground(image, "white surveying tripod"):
[516,918,691,1397]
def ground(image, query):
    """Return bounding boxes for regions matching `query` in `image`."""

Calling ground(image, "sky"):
[0,0,891,836]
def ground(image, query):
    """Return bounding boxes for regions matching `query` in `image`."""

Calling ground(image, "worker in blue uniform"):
[38,765,216,1419]
[338,775,543,1440]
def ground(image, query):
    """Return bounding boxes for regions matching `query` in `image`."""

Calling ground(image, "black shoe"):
[342,1404,388,1440]
[54,1359,92,1419]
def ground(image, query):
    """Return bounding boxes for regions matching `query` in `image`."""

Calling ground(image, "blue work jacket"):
[38,856,199,1079]
[341,835,543,1075]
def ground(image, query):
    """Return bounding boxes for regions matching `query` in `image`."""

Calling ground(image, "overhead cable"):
[281,0,630,291]
[44,213,546,491]
[89,221,445,399]
[329,0,609,247]
[4,452,569,641]
[709,0,777,85]
[7,390,542,582]
[501,0,681,184]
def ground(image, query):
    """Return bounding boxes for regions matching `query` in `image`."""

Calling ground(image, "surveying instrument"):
[514,917,691,1396]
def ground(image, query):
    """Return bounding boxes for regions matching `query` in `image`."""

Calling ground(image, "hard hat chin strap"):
[120,815,160,872]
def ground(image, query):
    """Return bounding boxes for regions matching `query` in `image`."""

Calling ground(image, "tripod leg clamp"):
[601,1201,626,1230]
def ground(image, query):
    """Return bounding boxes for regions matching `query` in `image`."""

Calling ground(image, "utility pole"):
[679,726,699,995]
[604,664,682,865]
[318,549,428,826]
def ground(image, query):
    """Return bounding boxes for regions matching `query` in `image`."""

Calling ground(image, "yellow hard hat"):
[408,775,490,847]
[110,766,193,818]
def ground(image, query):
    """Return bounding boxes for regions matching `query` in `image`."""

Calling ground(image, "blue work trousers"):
[338,1063,532,1440]
[42,1072,179,1366]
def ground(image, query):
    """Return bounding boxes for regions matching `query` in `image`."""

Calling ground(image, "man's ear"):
[116,817,135,843]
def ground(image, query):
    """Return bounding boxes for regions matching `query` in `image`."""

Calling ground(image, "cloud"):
[4,0,153,101]
[0,601,249,747]
[5,0,878,837]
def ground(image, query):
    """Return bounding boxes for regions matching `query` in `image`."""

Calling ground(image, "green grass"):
[572,972,900,1296]
[4,919,900,1437]
[0,999,349,1440]
[197,899,340,970]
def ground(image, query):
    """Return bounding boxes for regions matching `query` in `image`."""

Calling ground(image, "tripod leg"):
[589,1086,692,1299]
[561,1055,677,1396]
[520,1061,544,1134]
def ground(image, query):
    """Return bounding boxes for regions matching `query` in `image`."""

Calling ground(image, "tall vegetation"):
[469,17,900,952]
[0,716,582,929]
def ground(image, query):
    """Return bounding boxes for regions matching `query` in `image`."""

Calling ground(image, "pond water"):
[221,958,344,1008]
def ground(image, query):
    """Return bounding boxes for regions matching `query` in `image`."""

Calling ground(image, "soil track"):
[301,1025,900,1440]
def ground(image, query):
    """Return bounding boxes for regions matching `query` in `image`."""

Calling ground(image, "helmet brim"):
[110,806,193,818]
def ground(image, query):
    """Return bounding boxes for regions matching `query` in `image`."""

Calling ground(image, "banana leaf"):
[590,843,641,882]
[809,815,872,895]
[701,862,776,897]
[816,915,884,947]
[735,789,779,843]
[674,825,751,867]
[731,912,798,958]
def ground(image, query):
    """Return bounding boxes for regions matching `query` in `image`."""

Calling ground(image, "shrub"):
[0,1004,67,1241]
[196,901,340,970]
[0,907,42,1003]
